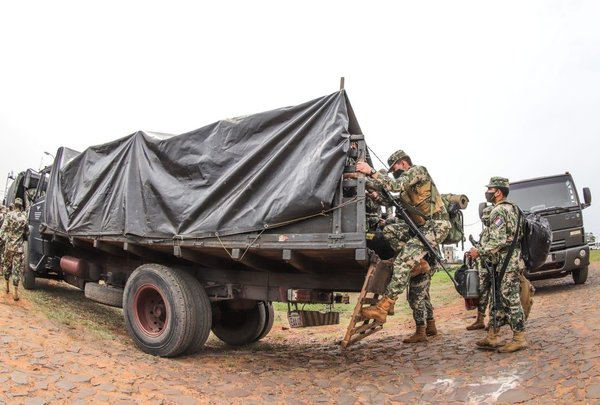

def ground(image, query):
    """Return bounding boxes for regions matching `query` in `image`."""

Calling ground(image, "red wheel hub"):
[134,284,169,336]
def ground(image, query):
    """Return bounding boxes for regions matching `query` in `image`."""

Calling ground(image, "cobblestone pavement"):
[0,265,599,404]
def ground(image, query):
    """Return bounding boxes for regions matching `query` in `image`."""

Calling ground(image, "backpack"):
[441,193,469,246]
[520,210,552,270]
[499,200,552,270]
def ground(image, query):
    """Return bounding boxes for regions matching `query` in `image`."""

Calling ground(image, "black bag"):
[454,260,479,299]
[520,211,552,270]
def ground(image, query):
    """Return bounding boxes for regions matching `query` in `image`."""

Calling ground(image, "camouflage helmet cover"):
[387,149,409,170]
[14,197,23,207]
[486,176,509,189]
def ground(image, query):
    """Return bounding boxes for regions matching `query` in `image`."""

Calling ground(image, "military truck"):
[509,173,592,284]
[23,91,395,357]
[3,169,42,209]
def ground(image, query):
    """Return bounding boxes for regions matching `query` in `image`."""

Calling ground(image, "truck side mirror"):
[583,187,592,207]
[478,202,487,220]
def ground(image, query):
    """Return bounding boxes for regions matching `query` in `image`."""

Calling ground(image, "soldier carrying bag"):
[496,208,535,320]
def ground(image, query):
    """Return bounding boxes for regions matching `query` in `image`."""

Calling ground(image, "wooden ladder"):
[341,258,393,349]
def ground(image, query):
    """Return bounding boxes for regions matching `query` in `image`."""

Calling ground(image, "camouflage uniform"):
[370,151,450,325]
[477,180,525,333]
[0,205,6,277]
[0,201,28,287]
[475,206,493,316]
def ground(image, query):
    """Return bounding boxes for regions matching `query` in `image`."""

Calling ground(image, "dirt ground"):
[1,265,599,405]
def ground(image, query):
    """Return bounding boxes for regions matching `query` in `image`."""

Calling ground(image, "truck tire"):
[84,282,124,308]
[22,241,36,290]
[178,270,212,355]
[572,266,588,284]
[123,264,199,357]
[211,299,266,346]
[254,301,274,342]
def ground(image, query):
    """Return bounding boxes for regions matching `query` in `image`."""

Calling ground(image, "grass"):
[22,280,126,341]
[590,249,600,263]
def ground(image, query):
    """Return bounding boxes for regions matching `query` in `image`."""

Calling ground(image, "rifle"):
[378,187,459,289]
[469,234,498,332]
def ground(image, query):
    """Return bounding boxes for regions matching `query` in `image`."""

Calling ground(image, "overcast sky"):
[1,1,599,244]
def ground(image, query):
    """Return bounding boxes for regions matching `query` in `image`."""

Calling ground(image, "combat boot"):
[403,323,427,343]
[426,318,438,336]
[5,279,9,294]
[476,328,501,348]
[361,296,396,324]
[12,286,19,301]
[466,312,486,331]
[497,331,528,353]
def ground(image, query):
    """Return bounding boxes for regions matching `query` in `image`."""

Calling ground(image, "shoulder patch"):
[493,216,505,227]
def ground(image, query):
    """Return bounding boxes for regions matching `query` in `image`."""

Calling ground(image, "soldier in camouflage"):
[0,198,28,301]
[468,177,527,353]
[356,150,450,343]
[465,205,494,330]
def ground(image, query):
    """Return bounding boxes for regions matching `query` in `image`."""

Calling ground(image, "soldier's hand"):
[355,161,372,175]
[468,247,480,259]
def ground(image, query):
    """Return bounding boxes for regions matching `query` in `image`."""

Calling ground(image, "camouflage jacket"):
[478,200,523,267]
[371,164,446,222]
[0,210,27,253]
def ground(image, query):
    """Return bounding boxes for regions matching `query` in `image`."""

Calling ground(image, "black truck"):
[509,173,592,284]
[22,91,395,357]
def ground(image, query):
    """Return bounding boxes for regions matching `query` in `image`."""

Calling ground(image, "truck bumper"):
[525,245,590,280]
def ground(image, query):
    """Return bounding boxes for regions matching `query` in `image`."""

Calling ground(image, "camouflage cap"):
[14,197,23,207]
[486,176,509,189]
[387,149,409,170]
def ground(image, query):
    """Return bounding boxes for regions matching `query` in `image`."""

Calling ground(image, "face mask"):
[485,191,496,203]
[393,170,404,179]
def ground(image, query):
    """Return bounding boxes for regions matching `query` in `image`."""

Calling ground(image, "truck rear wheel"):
[572,266,588,284]
[211,299,266,346]
[254,301,274,342]
[178,270,212,355]
[123,264,199,357]
[22,241,36,290]
[84,282,124,308]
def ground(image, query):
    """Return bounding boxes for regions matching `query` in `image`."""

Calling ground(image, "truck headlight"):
[574,258,581,266]
[579,249,587,258]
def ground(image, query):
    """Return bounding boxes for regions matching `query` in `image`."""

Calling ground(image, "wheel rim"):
[133,284,169,337]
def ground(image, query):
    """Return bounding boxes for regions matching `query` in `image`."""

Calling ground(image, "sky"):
[1,0,599,245]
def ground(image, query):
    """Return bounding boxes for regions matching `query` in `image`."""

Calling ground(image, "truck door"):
[27,168,49,271]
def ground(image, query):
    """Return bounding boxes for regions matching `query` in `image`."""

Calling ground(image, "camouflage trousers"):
[384,219,450,299]
[491,267,525,333]
[408,271,434,325]
[476,261,491,314]
[3,250,23,287]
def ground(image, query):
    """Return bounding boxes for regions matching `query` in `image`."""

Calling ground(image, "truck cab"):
[509,173,592,284]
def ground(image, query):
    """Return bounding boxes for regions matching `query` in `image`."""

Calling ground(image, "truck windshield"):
[510,177,579,213]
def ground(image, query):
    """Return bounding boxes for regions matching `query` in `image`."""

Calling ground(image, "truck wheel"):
[22,241,36,290]
[84,282,124,308]
[178,271,212,355]
[572,266,588,284]
[211,299,266,346]
[254,301,274,342]
[123,264,198,357]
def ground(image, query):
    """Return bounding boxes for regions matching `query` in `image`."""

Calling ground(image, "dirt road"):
[1,265,599,404]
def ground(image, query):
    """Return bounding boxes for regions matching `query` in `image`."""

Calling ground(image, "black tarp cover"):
[45,91,362,239]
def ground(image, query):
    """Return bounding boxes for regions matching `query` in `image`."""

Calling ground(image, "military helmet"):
[387,149,409,170]
[14,197,23,207]
[486,176,509,189]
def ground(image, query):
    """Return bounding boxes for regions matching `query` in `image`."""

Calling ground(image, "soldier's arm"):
[478,208,511,257]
